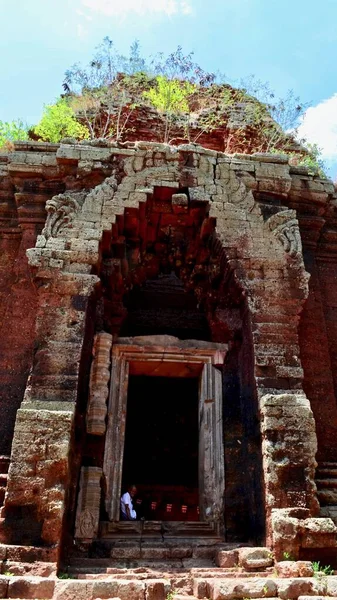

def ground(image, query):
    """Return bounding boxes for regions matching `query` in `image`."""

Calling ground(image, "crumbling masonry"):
[0,139,337,575]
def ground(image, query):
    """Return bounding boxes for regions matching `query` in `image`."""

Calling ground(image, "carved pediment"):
[42,192,85,239]
[267,209,302,258]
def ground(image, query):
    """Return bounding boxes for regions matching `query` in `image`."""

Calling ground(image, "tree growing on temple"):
[32,37,326,173]
[62,38,148,140]
[34,98,89,143]
[0,119,29,149]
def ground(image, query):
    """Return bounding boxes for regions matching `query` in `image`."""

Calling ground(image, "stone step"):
[316,465,337,478]
[316,469,337,478]
[320,505,337,522]
[67,546,276,577]
[216,547,274,570]
[0,543,58,563]
[172,596,198,600]
[317,489,337,505]
[72,567,275,579]
[1,559,57,577]
[0,575,55,599]
[0,573,336,599]
[100,519,222,539]
[70,539,231,565]
[316,478,337,489]
[93,537,230,548]
[110,546,215,560]
[299,597,337,600]
[73,557,213,570]
[194,576,333,600]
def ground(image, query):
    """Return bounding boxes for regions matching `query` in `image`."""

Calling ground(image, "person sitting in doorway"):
[120,485,138,520]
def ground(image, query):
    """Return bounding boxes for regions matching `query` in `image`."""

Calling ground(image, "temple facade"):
[0,140,337,568]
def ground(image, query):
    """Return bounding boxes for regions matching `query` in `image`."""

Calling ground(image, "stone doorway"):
[122,375,199,522]
[74,186,264,545]
[101,337,227,537]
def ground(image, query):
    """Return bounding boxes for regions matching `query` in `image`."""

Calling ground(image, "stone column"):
[260,393,319,542]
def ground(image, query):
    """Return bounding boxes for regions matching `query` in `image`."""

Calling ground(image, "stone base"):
[272,508,337,561]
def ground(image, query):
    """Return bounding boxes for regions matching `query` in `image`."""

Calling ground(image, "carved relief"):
[87,332,113,435]
[42,192,84,239]
[75,467,102,540]
[267,209,302,258]
[78,508,96,538]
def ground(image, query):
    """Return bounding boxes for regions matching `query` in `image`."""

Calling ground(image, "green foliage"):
[221,76,308,153]
[34,99,89,143]
[292,142,326,176]
[312,561,334,576]
[0,119,29,148]
[61,36,320,162]
[143,75,196,143]
[282,551,294,561]
[69,78,138,141]
[150,45,215,86]
[63,38,149,94]
[63,39,151,140]
[63,40,215,143]
[57,571,74,579]
[239,75,306,130]
[144,75,195,113]
[144,76,195,143]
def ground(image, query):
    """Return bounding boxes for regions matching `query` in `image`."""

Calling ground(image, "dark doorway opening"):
[122,375,199,521]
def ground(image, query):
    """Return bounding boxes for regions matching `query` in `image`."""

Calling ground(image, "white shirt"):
[120,491,137,519]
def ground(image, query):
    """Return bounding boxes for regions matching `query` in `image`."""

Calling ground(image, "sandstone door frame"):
[102,341,227,530]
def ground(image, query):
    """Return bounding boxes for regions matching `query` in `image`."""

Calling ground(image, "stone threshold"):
[99,520,221,538]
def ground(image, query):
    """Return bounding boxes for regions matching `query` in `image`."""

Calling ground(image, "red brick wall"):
[0,227,37,454]
[299,254,337,462]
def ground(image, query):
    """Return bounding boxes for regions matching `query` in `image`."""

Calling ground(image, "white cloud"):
[76,23,89,39]
[76,9,93,21]
[81,0,193,17]
[297,94,337,160]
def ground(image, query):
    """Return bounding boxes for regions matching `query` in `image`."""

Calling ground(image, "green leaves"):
[143,76,195,114]
[34,98,90,143]
[0,119,29,148]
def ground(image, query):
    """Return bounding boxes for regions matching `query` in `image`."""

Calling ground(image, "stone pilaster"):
[75,467,102,541]
[86,333,113,435]
[260,393,336,556]
[3,271,98,548]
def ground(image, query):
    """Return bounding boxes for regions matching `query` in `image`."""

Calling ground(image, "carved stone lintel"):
[42,192,84,239]
[267,209,302,258]
[87,332,113,435]
[75,466,102,540]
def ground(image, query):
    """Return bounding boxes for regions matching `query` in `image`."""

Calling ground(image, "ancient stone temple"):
[0,139,337,598]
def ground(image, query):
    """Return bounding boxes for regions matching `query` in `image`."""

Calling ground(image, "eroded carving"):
[267,209,302,257]
[42,192,84,239]
[75,467,102,540]
[86,332,113,435]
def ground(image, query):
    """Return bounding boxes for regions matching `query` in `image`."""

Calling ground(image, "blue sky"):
[1,0,337,177]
